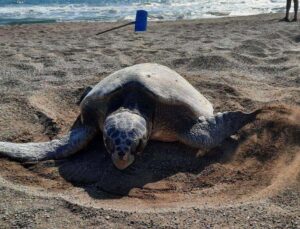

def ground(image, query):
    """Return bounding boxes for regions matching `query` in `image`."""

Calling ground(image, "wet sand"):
[0,13,299,228]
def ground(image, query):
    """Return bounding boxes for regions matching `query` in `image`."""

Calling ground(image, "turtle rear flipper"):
[179,109,261,149]
[0,124,97,162]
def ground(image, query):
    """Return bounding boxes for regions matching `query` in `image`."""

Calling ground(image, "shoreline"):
[0,12,285,26]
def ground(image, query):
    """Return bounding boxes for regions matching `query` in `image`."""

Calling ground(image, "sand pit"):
[0,105,299,209]
[0,14,299,228]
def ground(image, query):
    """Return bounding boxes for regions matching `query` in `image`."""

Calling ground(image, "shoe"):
[279,17,290,22]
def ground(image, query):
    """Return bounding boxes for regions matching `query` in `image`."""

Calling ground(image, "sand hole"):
[0,105,299,212]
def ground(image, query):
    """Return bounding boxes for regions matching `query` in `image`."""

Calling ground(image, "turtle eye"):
[104,138,114,153]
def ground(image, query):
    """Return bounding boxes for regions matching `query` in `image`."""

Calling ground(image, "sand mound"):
[0,104,298,211]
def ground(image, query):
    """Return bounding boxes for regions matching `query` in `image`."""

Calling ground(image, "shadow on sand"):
[51,133,240,198]
[15,105,299,200]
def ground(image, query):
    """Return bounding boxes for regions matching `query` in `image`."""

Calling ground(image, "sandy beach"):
[0,13,299,228]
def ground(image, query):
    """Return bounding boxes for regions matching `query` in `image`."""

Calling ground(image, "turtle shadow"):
[54,133,241,199]
[51,104,299,199]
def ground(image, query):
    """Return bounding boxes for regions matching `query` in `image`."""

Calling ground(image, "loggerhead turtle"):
[0,63,259,170]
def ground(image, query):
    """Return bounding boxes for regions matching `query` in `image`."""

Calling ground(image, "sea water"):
[0,0,286,25]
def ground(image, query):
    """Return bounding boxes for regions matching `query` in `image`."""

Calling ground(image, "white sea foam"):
[0,0,286,24]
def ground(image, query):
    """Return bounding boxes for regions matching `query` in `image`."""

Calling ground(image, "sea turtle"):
[0,63,259,170]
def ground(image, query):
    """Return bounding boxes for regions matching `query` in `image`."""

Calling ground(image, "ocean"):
[0,0,286,25]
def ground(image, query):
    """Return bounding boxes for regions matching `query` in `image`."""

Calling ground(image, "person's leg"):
[292,0,298,21]
[281,0,292,21]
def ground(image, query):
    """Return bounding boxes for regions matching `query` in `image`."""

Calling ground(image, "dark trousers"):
[285,0,299,19]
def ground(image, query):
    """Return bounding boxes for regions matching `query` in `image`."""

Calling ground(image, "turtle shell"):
[80,63,213,126]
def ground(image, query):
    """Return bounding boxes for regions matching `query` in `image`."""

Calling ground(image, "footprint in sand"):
[234,39,270,58]
[230,53,259,65]
[12,62,44,72]
[171,55,233,71]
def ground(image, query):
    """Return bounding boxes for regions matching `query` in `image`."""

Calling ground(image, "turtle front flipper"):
[179,110,261,149]
[0,123,97,162]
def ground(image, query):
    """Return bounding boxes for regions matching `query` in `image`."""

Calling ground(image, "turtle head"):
[103,110,148,170]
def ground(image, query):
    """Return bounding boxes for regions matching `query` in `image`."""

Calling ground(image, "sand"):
[0,13,299,228]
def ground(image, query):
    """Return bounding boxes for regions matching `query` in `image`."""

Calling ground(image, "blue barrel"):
[135,10,148,32]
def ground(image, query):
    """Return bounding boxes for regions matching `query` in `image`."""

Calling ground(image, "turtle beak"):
[111,152,135,170]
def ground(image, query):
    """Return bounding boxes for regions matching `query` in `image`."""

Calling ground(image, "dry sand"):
[0,13,299,228]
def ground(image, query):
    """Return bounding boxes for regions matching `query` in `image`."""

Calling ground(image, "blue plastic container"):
[135,10,148,32]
